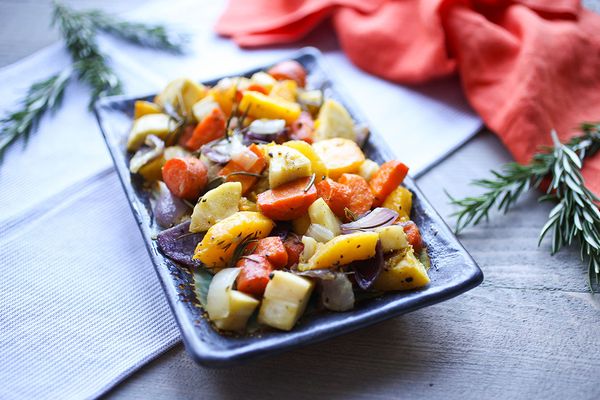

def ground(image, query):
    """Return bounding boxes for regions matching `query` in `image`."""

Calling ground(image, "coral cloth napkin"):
[216,0,600,195]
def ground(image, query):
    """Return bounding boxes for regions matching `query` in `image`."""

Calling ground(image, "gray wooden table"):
[2,1,599,399]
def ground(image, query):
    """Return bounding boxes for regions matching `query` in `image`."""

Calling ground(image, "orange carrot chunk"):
[338,173,374,216]
[369,160,409,207]
[236,255,273,297]
[316,178,352,219]
[177,124,196,147]
[257,176,318,220]
[400,221,423,253]
[185,108,226,151]
[162,157,208,200]
[251,236,289,269]
[219,144,267,194]
[245,83,269,95]
[267,60,307,87]
[283,234,304,268]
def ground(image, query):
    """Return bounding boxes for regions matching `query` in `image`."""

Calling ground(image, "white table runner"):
[0,1,481,398]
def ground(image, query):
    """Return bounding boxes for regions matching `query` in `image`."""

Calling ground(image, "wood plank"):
[106,286,600,400]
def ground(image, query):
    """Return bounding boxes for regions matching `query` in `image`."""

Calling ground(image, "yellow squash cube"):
[250,72,277,92]
[358,159,380,181]
[308,198,340,236]
[267,145,312,188]
[283,140,328,181]
[193,211,275,268]
[213,290,260,332]
[126,113,175,151]
[382,186,413,220]
[258,271,314,331]
[312,138,365,180]
[192,96,220,122]
[134,100,162,119]
[269,79,297,102]
[314,99,355,141]
[373,249,430,291]
[239,91,301,124]
[154,78,207,119]
[292,214,311,235]
[190,182,242,233]
[376,225,408,253]
[209,82,236,116]
[301,231,379,270]
[376,225,409,253]
[137,155,165,181]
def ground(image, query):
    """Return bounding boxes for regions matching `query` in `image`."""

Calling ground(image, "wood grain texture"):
[106,285,600,400]
[0,1,599,399]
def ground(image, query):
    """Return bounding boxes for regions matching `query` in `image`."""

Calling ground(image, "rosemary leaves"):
[0,70,71,160]
[448,126,600,291]
[53,2,122,105]
[0,2,185,160]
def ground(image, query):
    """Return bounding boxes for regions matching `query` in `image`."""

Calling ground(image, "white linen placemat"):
[0,0,481,398]
[0,172,180,399]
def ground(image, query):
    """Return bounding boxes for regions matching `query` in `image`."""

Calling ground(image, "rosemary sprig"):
[447,163,547,233]
[539,130,600,289]
[54,3,186,105]
[162,101,186,145]
[224,89,239,143]
[303,173,316,192]
[53,2,122,105]
[83,10,186,53]
[228,233,260,268]
[203,172,264,193]
[447,126,600,291]
[0,70,71,160]
[0,2,184,159]
[227,171,264,179]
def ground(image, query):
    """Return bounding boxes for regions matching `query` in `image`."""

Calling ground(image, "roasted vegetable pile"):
[127,60,430,333]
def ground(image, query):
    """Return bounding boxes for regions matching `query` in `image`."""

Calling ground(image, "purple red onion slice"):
[156,220,204,269]
[340,208,399,234]
[350,240,384,291]
[153,181,189,228]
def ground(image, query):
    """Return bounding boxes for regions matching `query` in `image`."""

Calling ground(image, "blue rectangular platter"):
[93,47,483,367]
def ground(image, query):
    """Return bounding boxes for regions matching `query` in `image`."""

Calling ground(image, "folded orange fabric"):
[216,0,600,196]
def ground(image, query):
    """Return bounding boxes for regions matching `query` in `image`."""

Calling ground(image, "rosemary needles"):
[448,126,600,292]
[0,1,185,161]
[53,2,122,105]
[0,70,71,160]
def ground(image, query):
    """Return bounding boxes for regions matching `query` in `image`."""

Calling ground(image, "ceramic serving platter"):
[94,47,483,367]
